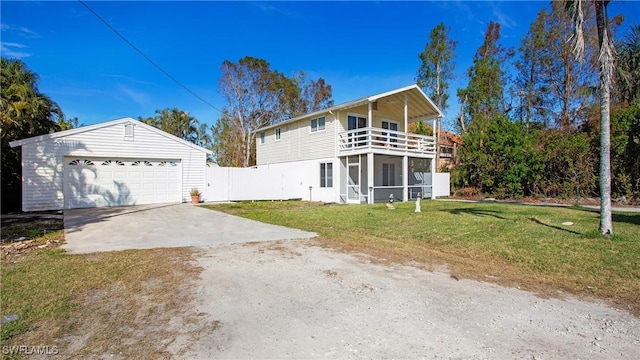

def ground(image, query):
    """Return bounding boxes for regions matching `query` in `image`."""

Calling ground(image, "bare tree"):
[218,57,284,167]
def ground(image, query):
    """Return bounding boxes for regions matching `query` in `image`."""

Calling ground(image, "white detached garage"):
[9,117,212,211]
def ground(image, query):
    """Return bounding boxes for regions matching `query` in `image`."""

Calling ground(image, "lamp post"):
[309,186,312,207]
[368,186,373,215]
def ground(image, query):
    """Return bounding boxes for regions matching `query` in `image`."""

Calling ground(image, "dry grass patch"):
[1,237,219,358]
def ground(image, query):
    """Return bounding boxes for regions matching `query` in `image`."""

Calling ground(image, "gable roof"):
[9,117,213,154]
[257,84,443,132]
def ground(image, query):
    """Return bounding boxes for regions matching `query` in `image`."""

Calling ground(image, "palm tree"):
[141,107,205,146]
[1,57,65,211]
[567,0,614,236]
[1,58,63,139]
[615,25,640,104]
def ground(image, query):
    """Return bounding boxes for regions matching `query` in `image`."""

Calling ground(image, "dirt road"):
[182,240,640,359]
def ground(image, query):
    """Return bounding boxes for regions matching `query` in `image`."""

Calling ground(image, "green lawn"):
[204,200,640,315]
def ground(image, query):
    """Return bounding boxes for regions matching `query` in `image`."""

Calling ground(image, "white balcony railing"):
[338,127,436,156]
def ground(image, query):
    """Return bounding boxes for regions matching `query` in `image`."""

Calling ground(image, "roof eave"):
[9,117,212,155]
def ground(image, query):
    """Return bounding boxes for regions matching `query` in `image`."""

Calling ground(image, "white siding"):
[257,113,337,165]
[20,121,207,211]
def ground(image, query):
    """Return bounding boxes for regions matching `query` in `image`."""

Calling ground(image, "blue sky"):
[2,1,639,131]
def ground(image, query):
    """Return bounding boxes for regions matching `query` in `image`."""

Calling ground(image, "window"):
[275,128,281,141]
[310,117,325,133]
[382,163,395,186]
[320,162,333,188]
[259,132,265,144]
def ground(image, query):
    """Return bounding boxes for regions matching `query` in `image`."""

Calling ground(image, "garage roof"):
[9,117,212,154]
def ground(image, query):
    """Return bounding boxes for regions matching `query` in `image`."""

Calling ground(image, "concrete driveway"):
[63,203,316,254]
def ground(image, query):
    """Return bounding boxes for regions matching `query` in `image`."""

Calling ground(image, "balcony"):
[338,127,436,157]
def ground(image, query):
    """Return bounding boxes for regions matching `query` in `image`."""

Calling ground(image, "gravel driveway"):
[62,204,639,358]
[184,240,640,359]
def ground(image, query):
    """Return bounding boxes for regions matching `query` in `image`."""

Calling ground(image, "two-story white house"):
[254,84,450,204]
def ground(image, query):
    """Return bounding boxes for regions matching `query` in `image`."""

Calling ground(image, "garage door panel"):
[64,157,182,209]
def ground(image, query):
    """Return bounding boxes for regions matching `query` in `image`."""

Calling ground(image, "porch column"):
[435,115,442,169]
[403,94,408,133]
[367,152,374,204]
[430,157,436,199]
[402,155,408,202]
[368,102,373,128]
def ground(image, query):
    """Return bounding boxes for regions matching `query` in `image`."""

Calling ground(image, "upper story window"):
[259,132,265,144]
[275,128,281,141]
[310,117,325,133]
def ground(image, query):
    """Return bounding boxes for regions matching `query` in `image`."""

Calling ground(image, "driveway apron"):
[63,203,316,254]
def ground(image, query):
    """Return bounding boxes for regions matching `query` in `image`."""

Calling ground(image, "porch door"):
[348,115,367,147]
[382,121,398,146]
[347,163,360,203]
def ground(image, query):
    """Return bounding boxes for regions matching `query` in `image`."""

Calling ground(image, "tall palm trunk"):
[595,0,613,235]
[570,0,614,236]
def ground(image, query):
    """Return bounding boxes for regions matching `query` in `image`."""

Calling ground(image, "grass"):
[1,229,214,358]
[204,200,640,315]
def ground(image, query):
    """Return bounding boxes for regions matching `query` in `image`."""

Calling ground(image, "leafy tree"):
[538,130,595,200]
[279,71,334,119]
[514,9,554,128]
[139,107,209,147]
[457,21,512,133]
[1,57,66,211]
[416,22,457,166]
[609,103,640,199]
[455,22,514,189]
[614,25,640,105]
[210,111,245,167]
[568,0,616,235]
[543,2,600,130]
[456,115,542,198]
[417,22,457,113]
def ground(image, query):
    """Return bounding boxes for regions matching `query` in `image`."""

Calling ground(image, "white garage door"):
[63,157,182,209]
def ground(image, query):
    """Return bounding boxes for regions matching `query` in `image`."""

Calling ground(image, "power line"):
[78,0,224,114]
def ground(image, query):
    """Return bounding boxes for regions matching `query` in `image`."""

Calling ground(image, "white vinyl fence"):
[204,159,336,202]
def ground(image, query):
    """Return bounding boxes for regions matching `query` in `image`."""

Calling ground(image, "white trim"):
[10,117,212,154]
[309,116,326,133]
[256,84,442,132]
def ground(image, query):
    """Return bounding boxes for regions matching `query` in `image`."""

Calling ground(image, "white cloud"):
[19,26,40,39]
[490,3,518,30]
[0,42,31,58]
[117,84,149,106]
[103,74,154,85]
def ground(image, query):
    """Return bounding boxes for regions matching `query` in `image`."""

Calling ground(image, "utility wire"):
[78,0,223,114]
